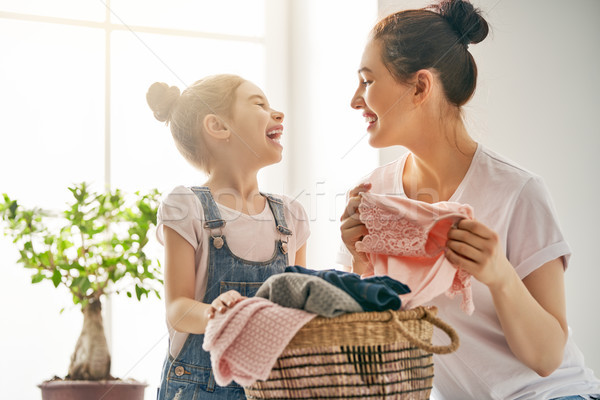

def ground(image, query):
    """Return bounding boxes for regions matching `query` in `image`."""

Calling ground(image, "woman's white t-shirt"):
[157,185,310,357]
[337,144,600,399]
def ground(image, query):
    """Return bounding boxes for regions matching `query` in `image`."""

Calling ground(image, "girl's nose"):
[272,110,284,122]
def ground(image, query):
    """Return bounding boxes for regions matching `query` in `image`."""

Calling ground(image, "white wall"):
[283,0,380,268]
[466,0,600,374]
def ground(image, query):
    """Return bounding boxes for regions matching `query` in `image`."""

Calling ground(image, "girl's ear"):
[413,69,434,106]
[203,114,231,141]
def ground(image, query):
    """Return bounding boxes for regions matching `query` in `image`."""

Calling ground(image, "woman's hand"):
[206,290,245,319]
[340,183,372,275]
[445,218,512,290]
[447,218,569,376]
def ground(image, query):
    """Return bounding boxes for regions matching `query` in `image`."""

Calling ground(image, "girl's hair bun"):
[432,0,489,46]
[146,82,181,123]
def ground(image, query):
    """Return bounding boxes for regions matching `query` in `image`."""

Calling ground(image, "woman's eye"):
[361,80,372,86]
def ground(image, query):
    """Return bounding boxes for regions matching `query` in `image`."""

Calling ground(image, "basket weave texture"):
[244,306,459,399]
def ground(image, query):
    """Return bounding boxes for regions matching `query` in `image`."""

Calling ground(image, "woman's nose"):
[351,88,364,110]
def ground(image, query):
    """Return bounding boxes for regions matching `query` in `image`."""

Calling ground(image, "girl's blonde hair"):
[146,74,246,172]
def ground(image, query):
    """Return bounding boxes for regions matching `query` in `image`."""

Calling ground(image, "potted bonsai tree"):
[0,182,163,400]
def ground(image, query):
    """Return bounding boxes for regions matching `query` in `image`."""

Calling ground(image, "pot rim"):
[38,379,148,388]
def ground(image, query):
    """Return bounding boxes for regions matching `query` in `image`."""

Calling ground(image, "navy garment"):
[284,266,410,312]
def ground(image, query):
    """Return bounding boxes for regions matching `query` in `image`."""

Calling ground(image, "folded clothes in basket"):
[202,297,316,387]
[256,272,363,317]
[285,265,410,311]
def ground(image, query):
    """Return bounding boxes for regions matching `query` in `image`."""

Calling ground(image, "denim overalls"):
[158,187,291,400]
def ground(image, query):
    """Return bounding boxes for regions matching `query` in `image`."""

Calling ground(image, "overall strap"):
[189,186,226,229]
[261,193,293,236]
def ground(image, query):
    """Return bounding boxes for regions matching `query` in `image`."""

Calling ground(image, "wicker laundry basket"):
[243,306,459,400]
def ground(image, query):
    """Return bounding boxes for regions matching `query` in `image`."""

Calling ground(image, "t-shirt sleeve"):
[507,176,571,279]
[156,186,204,250]
[284,196,310,249]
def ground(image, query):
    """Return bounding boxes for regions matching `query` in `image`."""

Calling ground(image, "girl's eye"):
[361,80,372,86]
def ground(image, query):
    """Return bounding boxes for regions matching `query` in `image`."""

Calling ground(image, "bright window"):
[0,2,269,398]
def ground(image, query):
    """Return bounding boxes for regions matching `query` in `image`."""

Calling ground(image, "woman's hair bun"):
[146,82,181,123]
[432,0,489,46]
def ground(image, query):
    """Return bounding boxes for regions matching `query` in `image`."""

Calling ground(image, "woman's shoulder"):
[360,154,409,195]
[467,145,553,208]
[477,145,540,182]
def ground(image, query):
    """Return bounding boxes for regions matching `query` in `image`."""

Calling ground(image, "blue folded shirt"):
[284,266,411,312]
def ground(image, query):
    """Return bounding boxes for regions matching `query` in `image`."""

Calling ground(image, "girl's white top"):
[157,186,310,357]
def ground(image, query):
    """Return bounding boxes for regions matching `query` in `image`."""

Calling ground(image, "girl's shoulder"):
[158,185,204,222]
[263,192,308,221]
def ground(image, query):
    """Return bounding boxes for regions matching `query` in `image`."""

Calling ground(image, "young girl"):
[147,74,310,399]
[339,1,600,399]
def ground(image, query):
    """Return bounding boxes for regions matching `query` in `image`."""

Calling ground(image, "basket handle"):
[392,308,460,354]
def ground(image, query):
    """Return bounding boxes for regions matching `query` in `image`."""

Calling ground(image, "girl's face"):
[227,81,284,166]
[350,39,416,148]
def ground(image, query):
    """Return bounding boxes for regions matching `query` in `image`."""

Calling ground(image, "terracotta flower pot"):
[38,379,147,400]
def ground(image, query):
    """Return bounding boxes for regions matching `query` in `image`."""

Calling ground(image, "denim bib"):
[158,187,291,399]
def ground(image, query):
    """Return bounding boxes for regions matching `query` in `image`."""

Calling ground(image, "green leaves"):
[0,182,163,308]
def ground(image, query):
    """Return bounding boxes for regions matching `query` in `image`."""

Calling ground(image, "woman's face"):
[351,39,416,148]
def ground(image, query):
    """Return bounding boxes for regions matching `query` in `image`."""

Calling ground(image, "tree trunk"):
[67,299,111,380]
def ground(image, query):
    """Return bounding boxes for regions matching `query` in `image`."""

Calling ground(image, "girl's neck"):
[402,122,476,203]
[203,171,265,215]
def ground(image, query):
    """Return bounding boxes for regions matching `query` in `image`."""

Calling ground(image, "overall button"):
[174,366,185,376]
[280,242,288,254]
[213,236,224,249]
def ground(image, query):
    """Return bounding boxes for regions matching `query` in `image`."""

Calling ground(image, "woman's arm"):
[446,219,568,376]
[163,226,243,334]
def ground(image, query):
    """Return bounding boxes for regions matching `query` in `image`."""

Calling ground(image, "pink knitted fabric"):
[202,297,316,386]
[356,192,475,314]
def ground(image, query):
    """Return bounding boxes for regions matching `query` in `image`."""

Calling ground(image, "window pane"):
[109,0,265,37]
[0,19,105,207]
[110,30,265,193]
[0,0,105,22]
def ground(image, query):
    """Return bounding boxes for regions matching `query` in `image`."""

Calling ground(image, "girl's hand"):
[206,290,245,319]
[445,219,513,290]
[340,183,372,274]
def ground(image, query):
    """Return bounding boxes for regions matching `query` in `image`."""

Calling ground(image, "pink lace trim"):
[357,202,432,257]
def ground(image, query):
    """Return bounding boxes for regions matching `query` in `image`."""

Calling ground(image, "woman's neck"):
[402,121,477,203]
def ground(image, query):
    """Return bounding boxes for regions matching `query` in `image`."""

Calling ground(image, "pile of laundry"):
[203,194,476,387]
[202,266,409,386]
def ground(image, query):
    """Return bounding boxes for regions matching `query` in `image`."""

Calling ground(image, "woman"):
[339,1,600,399]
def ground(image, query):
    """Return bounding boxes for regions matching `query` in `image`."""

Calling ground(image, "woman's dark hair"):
[372,0,489,107]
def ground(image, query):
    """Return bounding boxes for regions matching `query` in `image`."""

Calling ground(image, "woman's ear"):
[203,114,231,141]
[413,69,434,105]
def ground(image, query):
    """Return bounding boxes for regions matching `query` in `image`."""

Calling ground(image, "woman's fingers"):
[340,195,364,221]
[340,183,371,221]
[455,218,496,241]
[349,182,372,198]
